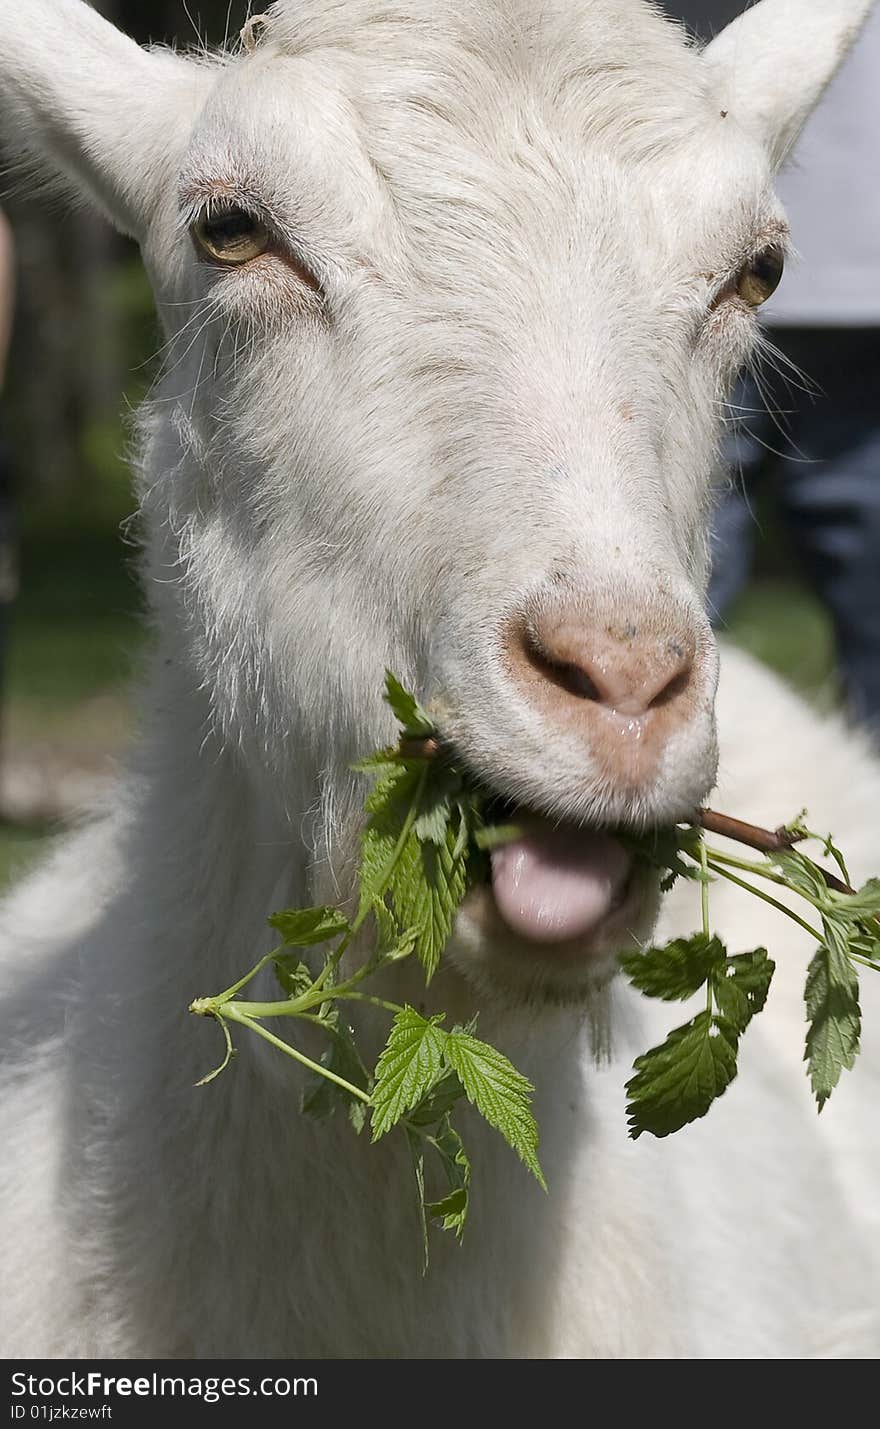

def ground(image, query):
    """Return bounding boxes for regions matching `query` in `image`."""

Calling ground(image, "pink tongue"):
[490,825,631,945]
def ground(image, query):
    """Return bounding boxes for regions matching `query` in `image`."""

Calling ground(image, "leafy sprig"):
[190,674,880,1262]
[190,673,543,1266]
[621,822,880,1135]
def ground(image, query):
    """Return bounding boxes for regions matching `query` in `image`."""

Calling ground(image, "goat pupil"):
[740,244,785,304]
[208,210,254,245]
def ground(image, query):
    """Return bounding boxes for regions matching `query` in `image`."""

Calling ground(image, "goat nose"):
[522,619,694,716]
[506,606,702,784]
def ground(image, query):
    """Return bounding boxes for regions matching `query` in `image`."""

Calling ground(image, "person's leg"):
[707,373,771,622]
[775,327,880,729]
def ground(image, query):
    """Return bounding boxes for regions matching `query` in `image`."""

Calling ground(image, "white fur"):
[0,0,878,1358]
[704,0,877,169]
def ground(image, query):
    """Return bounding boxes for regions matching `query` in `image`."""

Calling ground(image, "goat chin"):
[1,642,879,1359]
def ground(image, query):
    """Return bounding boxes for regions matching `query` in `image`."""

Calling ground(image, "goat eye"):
[192,207,271,265]
[736,245,785,307]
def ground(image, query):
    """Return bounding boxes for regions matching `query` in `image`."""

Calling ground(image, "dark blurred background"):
[0,1,834,885]
[0,3,255,881]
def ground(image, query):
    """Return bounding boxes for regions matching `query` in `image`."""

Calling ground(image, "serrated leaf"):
[359,762,425,921]
[359,755,471,980]
[351,747,403,774]
[454,797,478,861]
[625,1011,740,1139]
[406,1070,465,1128]
[826,877,880,922]
[621,933,726,1002]
[359,763,423,916]
[362,760,423,822]
[273,954,315,1000]
[618,825,703,893]
[444,1030,545,1188]
[384,672,436,737]
[426,1185,468,1228]
[368,895,417,965]
[371,1007,448,1140]
[771,850,830,904]
[268,906,350,947]
[804,921,861,1111]
[710,948,775,1033]
[412,766,465,846]
[413,795,453,846]
[301,1019,371,1131]
[387,819,470,980]
[425,1116,470,1238]
[821,831,852,887]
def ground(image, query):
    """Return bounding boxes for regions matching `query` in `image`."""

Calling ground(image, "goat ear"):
[0,0,210,239]
[703,0,875,169]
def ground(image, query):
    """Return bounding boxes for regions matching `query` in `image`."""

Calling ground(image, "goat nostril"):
[521,628,604,702]
[649,664,691,711]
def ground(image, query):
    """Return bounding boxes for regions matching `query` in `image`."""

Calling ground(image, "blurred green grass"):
[0,507,145,890]
[717,577,838,709]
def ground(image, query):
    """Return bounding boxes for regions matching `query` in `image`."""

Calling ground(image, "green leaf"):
[351,748,404,774]
[371,894,398,954]
[272,954,315,1000]
[444,1030,545,1188]
[474,823,527,852]
[375,904,418,964]
[362,760,423,822]
[804,920,861,1111]
[621,933,726,1002]
[412,766,465,846]
[771,850,830,904]
[387,817,470,981]
[301,1019,371,1132]
[406,1070,465,1128]
[618,825,702,893]
[359,756,471,981]
[625,1011,740,1139]
[371,1007,448,1140]
[268,906,350,947]
[825,877,880,922]
[710,948,775,1034]
[368,896,417,965]
[384,672,436,737]
[405,1127,430,1274]
[821,831,852,888]
[413,796,453,846]
[359,763,423,915]
[425,1116,471,1239]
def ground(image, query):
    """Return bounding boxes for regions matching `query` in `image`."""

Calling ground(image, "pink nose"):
[506,607,701,784]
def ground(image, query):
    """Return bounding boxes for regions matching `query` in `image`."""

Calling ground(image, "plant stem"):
[705,858,823,942]
[332,991,404,1014]
[851,953,880,974]
[700,838,710,940]
[226,990,404,1019]
[207,952,278,1006]
[703,846,809,892]
[696,808,802,853]
[700,838,712,1016]
[222,1004,371,1103]
[697,811,857,898]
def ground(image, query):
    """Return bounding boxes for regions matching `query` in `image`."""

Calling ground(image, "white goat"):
[1,0,879,1359]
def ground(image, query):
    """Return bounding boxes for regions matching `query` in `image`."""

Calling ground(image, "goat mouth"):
[472,796,648,960]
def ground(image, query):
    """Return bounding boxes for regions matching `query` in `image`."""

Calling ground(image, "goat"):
[1,0,878,1357]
